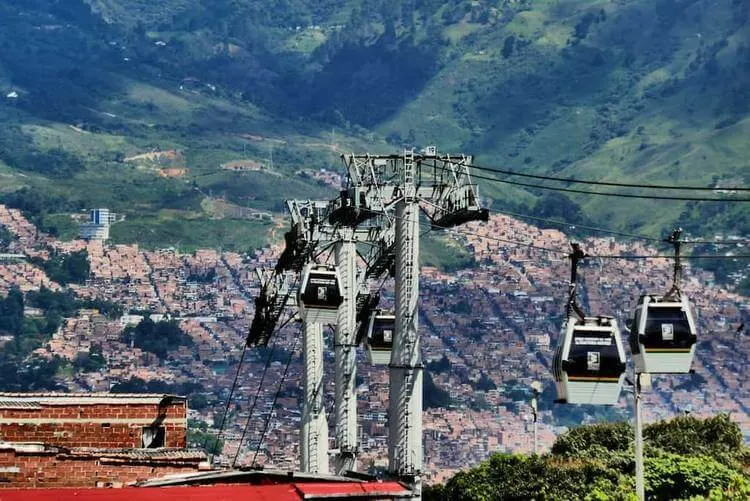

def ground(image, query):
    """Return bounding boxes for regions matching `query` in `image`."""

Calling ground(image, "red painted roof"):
[0,482,410,501]
[296,481,410,498]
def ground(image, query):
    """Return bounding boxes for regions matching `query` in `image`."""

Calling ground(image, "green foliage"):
[645,453,747,501]
[423,371,451,409]
[109,215,272,253]
[121,317,193,359]
[110,376,204,396]
[0,225,14,249]
[31,249,90,285]
[0,355,66,391]
[473,372,497,392]
[425,354,451,374]
[187,418,224,455]
[76,344,107,372]
[421,232,477,272]
[434,453,626,501]
[0,127,85,178]
[0,287,24,336]
[644,414,744,467]
[432,415,749,500]
[27,286,122,320]
[552,421,633,457]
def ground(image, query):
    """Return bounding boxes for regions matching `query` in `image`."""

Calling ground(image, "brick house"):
[0,393,209,488]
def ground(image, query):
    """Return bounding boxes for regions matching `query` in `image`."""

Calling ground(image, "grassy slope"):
[378,0,750,237]
[1,0,748,256]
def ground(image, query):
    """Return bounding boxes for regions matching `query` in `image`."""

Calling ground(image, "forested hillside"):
[0,1,748,259]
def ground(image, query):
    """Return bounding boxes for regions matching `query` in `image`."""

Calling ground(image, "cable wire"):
[232,312,298,467]
[468,171,750,202]
[484,207,750,246]
[466,162,750,192]
[207,341,249,456]
[368,206,750,260]
[485,207,663,242]
[250,327,301,467]
[231,342,277,467]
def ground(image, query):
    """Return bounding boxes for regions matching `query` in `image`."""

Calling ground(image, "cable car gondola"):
[553,244,626,405]
[629,229,698,374]
[366,311,395,365]
[629,294,697,374]
[553,316,627,405]
[298,264,343,324]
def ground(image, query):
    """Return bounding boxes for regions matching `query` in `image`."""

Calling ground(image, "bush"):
[645,453,747,500]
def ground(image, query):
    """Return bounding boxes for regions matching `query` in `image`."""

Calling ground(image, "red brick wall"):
[0,402,186,448]
[0,449,200,488]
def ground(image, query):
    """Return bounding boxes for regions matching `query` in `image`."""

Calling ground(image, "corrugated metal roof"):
[0,400,41,409]
[0,393,185,405]
[64,448,207,461]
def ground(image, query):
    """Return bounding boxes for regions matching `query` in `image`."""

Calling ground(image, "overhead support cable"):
[468,171,750,202]
[466,162,750,192]
[484,207,750,246]
[208,341,249,457]
[251,326,301,467]
[367,206,750,261]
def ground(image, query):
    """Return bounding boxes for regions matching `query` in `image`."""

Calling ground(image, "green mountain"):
[0,1,748,253]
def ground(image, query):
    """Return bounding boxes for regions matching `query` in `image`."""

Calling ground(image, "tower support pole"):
[300,321,328,473]
[389,151,422,498]
[334,237,358,473]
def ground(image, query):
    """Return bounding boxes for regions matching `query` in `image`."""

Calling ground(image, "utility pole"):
[301,322,328,473]
[530,381,541,455]
[333,234,358,473]
[634,372,645,501]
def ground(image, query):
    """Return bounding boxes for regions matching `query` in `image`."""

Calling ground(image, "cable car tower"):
[333,149,487,497]
[249,199,397,474]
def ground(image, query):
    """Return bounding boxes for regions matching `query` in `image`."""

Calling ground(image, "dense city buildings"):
[0,204,747,483]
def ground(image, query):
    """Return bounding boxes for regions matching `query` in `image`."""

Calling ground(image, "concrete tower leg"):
[334,238,358,473]
[389,196,422,498]
[300,321,329,473]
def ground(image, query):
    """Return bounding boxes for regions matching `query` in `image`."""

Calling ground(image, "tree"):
[32,249,90,285]
[423,371,451,409]
[122,317,194,359]
[429,415,749,500]
[0,287,24,336]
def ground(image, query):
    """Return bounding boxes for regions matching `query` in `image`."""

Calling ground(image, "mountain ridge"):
[0,1,747,265]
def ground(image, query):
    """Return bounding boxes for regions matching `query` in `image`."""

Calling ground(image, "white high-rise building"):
[80,209,117,241]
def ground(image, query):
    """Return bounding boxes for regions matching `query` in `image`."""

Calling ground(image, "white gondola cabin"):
[553,316,626,405]
[366,311,395,365]
[298,264,343,324]
[629,294,697,374]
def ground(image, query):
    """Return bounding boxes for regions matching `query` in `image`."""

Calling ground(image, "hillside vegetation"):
[0,0,748,254]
